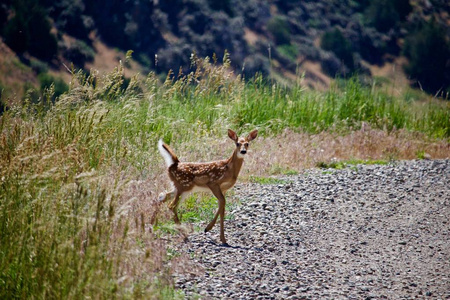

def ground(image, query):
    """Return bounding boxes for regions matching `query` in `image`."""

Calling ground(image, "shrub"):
[49,0,93,41]
[38,73,69,100]
[267,16,291,45]
[242,53,270,79]
[403,20,450,95]
[62,40,95,68]
[277,44,299,62]
[30,59,49,74]
[207,0,233,16]
[364,0,411,32]
[3,0,58,60]
[321,28,355,73]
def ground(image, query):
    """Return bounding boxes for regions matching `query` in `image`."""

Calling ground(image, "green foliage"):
[3,0,57,60]
[37,73,69,100]
[48,0,93,40]
[277,44,299,62]
[179,195,225,223]
[234,76,449,138]
[267,16,291,45]
[403,20,450,95]
[207,0,233,16]
[316,159,388,169]
[364,0,411,32]
[248,176,290,185]
[30,59,49,74]
[0,56,449,299]
[321,28,355,72]
[62,40,96,67]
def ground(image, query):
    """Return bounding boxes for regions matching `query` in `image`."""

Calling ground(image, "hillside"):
[0,0,449,102]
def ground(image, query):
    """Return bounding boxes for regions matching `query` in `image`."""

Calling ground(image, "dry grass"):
[246,126,449,176]
[157,125,449,181]
[1,55,448,298]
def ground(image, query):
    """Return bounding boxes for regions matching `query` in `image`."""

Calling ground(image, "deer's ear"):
[247,129,258,141]
[228,129,238,142]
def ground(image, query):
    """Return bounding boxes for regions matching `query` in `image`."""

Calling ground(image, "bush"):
[49,0,93,41]
[3,0,58,60]
[403,20,450,95]
[320,51,345,77]
[62,40,95,67]
[38,73,69,100]
[267,16,291,45]
[242,53,270,79]
[277,44,299,62]
[321,28,355,73]
[30,60,49,74]
[365,0,411,32]
[207,0,233,16]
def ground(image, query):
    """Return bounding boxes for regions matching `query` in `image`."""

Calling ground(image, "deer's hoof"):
[220,242,230,247]
[158,193,165,202]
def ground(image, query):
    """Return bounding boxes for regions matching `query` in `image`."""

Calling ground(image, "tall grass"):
[0,54,448,298]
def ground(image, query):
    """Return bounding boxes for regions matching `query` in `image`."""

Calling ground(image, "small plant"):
[179,195,219,223]
[316,159,388,169]
[269,164,299,176]
[248,175,290,185]
[415,150,428,160]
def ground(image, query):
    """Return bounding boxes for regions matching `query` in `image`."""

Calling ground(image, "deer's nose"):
[240,149,247,154]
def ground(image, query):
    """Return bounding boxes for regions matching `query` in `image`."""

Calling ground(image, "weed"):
[0,54,448,298]
[269,164,299,176]
[248,175,291,185]
[317,159,388,169]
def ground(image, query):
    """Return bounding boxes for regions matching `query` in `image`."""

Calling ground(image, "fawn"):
[158,129,258,245]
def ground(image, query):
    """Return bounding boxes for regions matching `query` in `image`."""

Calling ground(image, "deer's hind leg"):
[158,189,175,203]
[168,190,189,224]
[151,189,176,225]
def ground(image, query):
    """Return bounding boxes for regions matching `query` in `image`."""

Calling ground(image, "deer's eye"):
[244,143,249,147]
[236,143,241,147]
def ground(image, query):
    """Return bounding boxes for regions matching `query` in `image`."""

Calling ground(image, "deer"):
[157,129,258,246]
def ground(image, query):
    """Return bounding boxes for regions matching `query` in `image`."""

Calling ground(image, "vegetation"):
[320,28,355,75]
[1,55,449,297]
[3,0,57,60]
[364,0,412,32]
[316,159,388,170]
[1,0,449,95]
[267,16,291,45]
[403,20,450,95]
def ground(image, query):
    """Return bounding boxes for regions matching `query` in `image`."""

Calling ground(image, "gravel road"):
[173,159,449,299]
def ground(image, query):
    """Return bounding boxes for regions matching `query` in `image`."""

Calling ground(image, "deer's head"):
[228,129,258,158]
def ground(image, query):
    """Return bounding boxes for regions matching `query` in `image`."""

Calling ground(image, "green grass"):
[0,54,448,298]
[179,194,240,225]
[316,159,389,169]
[248,175,291,185]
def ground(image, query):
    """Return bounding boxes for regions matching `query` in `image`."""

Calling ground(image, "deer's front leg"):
[206,184,227,245]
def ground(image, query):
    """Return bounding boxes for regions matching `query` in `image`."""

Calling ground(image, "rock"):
[172,160,450,299]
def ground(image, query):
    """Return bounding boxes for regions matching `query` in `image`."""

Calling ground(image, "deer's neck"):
[227,149,245,179]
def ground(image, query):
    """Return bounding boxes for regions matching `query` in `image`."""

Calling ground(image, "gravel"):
[173,159,450,299]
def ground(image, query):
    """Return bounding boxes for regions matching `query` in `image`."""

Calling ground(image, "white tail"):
[158,139,177,167]
[158,129,258,245]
